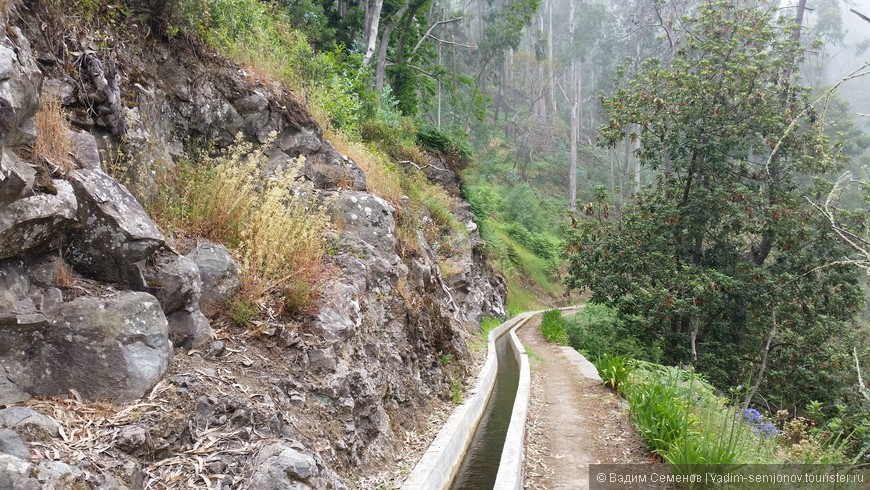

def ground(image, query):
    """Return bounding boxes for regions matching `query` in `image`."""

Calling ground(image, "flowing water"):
[449,333,520,489]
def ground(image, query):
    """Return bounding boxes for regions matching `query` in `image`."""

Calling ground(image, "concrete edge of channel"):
[494,305,584,488]
[401,311,539,490]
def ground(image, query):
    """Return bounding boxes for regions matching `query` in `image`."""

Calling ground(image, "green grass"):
[524,344,544,362]
[480,317,503,338]
[619,362,796,467]
[540,309,568,345]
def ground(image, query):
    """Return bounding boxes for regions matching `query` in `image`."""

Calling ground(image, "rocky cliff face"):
[0,2,505,488]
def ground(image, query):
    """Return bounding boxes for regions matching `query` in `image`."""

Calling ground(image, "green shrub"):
[416,124,472,164]
[504,222,559,260]
[567,304,661,362]
[540,309,568,345]
[595,354,633,391]
[622,367,694,456]
[464,184,502,220]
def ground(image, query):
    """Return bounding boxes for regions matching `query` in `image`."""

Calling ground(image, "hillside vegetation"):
[55,0,870,467]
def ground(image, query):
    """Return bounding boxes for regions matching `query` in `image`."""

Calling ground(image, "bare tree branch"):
[412,17,471,54]
[851,8,870,25]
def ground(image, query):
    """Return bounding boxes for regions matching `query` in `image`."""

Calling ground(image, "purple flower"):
[743,408,762,424]
[754,422,778,438]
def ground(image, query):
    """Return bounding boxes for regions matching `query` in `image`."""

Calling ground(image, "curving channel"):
[448,331,521,489]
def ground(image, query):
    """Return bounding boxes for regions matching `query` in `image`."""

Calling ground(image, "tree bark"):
[362,0,385,65]
[569,61,578,210]
[547,0,555,123]
[375,4,409,94]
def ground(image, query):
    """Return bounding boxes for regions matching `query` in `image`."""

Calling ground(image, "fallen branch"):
[398,160,449,172]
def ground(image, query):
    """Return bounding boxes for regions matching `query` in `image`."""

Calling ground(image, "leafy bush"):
[416,124,472,164]
[504,222,559,260]
[464,184,502,220]
[540,309,568,345]
[595,354,632,391]
[567,304,662,362]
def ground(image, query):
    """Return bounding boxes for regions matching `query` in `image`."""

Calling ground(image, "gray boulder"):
[0,26,43,147]
[0,292,171,401]
[0,149,35,207]
[276,130,365,192]
[331,192,397,256]
[167,309,213,349]
[0,179,77,260]
[247,442,318,490]
[0,366,28,405]
[67,129,101,170]
[0,428,28,459]
[65,168,165,284]
[187,241,240,317]
[0,407,60,439]
[140,250,201,314]
[0,454,91,490]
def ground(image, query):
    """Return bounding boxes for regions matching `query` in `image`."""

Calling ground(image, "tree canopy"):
[565,0,865,410]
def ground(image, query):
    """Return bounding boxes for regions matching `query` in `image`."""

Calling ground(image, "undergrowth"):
[33,92,73,176]
[540,309,568,345]
[146,134,328,319]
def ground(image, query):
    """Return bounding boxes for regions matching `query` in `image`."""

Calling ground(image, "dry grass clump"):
[238,162,327,314]
[146,134,328,318]
[321,122,403,204]
[33,93,73,176]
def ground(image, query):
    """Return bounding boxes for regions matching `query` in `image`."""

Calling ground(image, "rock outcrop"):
[0,2,509,488]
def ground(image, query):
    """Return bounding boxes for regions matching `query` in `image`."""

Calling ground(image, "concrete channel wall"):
[401,311,539,490]
[492,325,532,489]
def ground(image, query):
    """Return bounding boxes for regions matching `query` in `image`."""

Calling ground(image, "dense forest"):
[53,0,870,466]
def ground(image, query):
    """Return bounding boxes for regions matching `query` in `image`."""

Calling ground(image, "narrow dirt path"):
[520,317,650,490]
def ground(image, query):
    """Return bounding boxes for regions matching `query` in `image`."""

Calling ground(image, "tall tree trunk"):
[569,61,578,210]
[609,147,617,210]
[547,0,555,123]
[375,4,409,94]
[624,132,632,197]
[567,0,577,209]
[783,0,807,81]
[363,0,385,64]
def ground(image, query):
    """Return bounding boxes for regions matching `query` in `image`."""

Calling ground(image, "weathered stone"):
[0,454,90,490]
[304,149,366,192]
[66,168,165,284]
[0,27,43,147]
[186,241,240,317]
[248,442,318,490]
[0,179,76,260]
[0,150,35,207]
[115,425,148,455]
[0,366,28,405]
[67,129,101,170]
[311,282,361,342]
[0,407,60,439]
[423,153,460,194]
[167,309,213,350]
[331,192,397,255]
[0,428,28,459]
[42,78,76,106]
[140,250,201,314]
[0,292,171,401]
